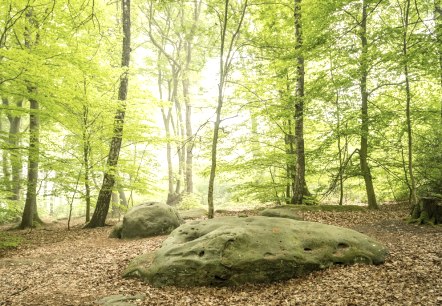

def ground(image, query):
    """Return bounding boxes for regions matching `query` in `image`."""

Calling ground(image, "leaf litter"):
[0,203,440,306]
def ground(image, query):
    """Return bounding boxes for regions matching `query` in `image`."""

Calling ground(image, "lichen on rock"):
[109,202,183,239]
[123,216,388,286]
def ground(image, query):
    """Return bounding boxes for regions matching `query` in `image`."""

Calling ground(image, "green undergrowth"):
[0,231,23,251]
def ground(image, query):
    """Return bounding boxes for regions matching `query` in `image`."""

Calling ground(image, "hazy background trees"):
[0,0,440,226]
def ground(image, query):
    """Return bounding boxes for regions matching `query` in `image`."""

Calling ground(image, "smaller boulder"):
[179,208,207,220]
[110,202,183,239]
[259,206,303,220]
[109,221,123,238]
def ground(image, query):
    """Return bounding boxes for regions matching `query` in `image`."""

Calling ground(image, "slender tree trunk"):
[157,57,176,203]
[162,108,176,202]
[284,118,296,204]
[292,0,309,204]
[2,98,23,200]
[208,0,229,219]
[0,101,12,193]
[183,76,193,194]
[8,100,23,201]
[82,105,92,222]
[119,188,127,207]
[207,73,225,219]
[172,66,185,196]
[111,191,119,218]
[336,95,344,206]
[435,1,442,121]
[182,0,201,194]
[208,0,248,218]
[402,0,417,206]
[85,0,131,228]
[19,96,40,228]
[359,0,378,209]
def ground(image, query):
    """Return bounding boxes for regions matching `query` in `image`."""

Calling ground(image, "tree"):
[436,0,442,120]
[86,0,131,228]
[20,6,44,228]
[399,0,418,206]
[358,0,378,209]
[208,0,248,218]
[2,97,23,201]
[291,0,310,204]
[141,0,204,202]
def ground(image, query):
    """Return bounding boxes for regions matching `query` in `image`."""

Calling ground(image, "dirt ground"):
[0,203,441,306]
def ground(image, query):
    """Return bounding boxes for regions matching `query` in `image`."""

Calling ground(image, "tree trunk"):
[157,56,176,204]
[20,8,42,228]
[2,87,24,200]
[119,188,127,207]
[411,196,442,224]
[8,99,23,201]
[0,102,12,194]
[82,105,92,222]
[359,0,378,209]
[182,0,201,194]
[111,191,119,218]
[292,0,309,204]
[208,0,248,218]
[183,77,193,194]
[284,117,296,204]
[402,0,417,207]
[435,1,442,121]
[19,96,40,229]
[171,65,185,196]
[85,0,131,228]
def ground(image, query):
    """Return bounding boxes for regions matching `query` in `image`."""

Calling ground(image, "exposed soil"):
[0,203,441,306]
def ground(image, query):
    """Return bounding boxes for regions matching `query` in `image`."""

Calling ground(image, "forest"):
[0,0,441,226]
[0,0,441,305]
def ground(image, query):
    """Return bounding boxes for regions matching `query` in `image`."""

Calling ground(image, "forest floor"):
[0,203,441,306]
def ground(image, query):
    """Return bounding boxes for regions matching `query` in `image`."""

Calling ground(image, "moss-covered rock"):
[110,202,184,239]
[259,207,303,220]
[123,216,387,286]
[178,208,207,220]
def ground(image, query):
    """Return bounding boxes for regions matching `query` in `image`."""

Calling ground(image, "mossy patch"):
[0,231,23,251]
[124,216,387,287]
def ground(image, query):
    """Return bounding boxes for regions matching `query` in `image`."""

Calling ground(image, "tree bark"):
[402,0,417,207]
[1,99,12,194]
[1,97,23,201]
[20,7,42,228]
[85,0,131,228]
[183,77,193,194]
[82,105,92,222]
[182,0,201,194]
[411,196,442,224]
[19,96,40,228]
[359,0,378,209]
[284,117,296,204]
[435,1,442,121]
[292,0,309,204]
[7,99,23,201]
[208,0,248,218]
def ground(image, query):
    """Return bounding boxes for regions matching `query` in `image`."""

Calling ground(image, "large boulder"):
[110,202,183,239]
[123,216,388,286]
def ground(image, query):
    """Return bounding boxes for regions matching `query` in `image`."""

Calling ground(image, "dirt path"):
[1,204,441,306]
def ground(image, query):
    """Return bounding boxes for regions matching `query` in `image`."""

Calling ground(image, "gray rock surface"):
[110,202,183,239]
[259,206,303,220]
[123,216,388,286]
[178,208,207,219]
